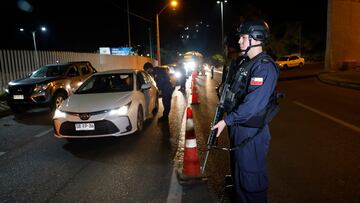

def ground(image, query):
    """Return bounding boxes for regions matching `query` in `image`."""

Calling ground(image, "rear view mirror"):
[141,83,151,90]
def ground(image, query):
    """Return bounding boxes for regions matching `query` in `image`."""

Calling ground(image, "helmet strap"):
[240,38,262,57]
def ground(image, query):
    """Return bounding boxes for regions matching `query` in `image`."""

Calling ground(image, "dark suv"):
[5,61,97,113]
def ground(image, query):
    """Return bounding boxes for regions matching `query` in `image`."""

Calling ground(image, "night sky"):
[0,0,328,58]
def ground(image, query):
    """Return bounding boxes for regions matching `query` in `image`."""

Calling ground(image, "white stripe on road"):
[166,105,187,203]
[34,128,53,138]
[0,152,6,157]
[166,168,182,203]
[294,101,360,133]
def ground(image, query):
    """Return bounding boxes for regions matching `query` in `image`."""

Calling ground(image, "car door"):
[137,72,152,116]
[289,56,298,67]
[66,65,82,93]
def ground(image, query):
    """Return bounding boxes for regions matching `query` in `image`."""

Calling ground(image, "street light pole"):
[20,26,46,67]
[32,31,39,67]
[156,0,178,66]
[156,13,161,65]
[217,0,227,51]
[126,0,131,48]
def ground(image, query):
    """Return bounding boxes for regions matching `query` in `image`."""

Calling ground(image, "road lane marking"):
[294,101,360,133]
[166,168,182,203]
[34,128,53,138]
[0,152,6,157]
[166,105,186,203]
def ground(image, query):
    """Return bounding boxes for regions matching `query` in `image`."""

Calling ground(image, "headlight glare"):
[109,102,131,116]
[53,109,66,118]
[34,83,50,92]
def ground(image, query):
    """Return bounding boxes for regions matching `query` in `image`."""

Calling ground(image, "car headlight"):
[4,85,9,94]
[53,109,66,118]
[109,102,131,116]
[34,83,50,92]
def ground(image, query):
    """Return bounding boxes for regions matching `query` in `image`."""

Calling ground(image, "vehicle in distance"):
[5,61,97,113]
[53,69,159,140]
[164,63,187,86]
[158,65,177,88]
[275,54,305,70]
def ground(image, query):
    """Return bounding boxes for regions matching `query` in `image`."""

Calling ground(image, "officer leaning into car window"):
[212,19,279,203]
[143,62,174,122]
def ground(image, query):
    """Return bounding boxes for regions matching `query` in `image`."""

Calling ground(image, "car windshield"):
[75,73,134,94]
[30,65,68,78]
[277,56,289,61]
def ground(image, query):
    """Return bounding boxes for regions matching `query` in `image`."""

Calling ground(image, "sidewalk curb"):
[317,73,360,90]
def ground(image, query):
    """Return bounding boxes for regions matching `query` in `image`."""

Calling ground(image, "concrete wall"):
[0,49,158,93]
[325,0,360,71]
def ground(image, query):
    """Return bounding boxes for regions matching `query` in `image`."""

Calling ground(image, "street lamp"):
[20,26,47,67]
[217,0,227,51]
[156,0,178,65]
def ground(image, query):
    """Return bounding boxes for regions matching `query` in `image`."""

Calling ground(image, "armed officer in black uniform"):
[143,62,174,122]
[212,19,279,203]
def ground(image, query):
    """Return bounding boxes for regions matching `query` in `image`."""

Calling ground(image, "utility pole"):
[127,0,131,48]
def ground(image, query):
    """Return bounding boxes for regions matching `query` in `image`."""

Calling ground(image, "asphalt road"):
[0,89,191,202]
[0,64,359,202]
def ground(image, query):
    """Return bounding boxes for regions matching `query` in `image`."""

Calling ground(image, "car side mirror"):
[141,83,151,90]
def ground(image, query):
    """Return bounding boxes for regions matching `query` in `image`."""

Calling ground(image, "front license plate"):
[75,123,95,131]
[13,95,24,100]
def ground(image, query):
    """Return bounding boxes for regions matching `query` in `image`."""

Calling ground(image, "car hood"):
[60,92,133,113]
[10,77,59,86]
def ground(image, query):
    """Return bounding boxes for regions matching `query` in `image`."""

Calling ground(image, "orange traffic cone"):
[191,84,200,104]
[177,107,206,184]
[183,107,200,176]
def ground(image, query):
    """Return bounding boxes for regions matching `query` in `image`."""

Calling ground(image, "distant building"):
[325,0,360,71]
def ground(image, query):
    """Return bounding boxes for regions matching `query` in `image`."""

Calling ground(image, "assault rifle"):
[201,83,229,174]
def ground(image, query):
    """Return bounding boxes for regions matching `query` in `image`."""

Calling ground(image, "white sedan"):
[53,69,159,140]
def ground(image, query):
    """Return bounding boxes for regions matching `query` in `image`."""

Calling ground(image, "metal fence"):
[0,49,156,93]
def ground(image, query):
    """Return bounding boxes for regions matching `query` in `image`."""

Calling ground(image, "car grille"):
[9,85,34,95]
[8,85,35,102]
[59,120,120,136]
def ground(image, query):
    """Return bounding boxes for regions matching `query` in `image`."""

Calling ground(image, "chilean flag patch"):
[250,77,263,85]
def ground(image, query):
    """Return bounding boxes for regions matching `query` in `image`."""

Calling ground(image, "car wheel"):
[299,63,304,68]
[152,94,159,115]
[52,92,67,110]
[137,105,144,132]
[283,65,288,70]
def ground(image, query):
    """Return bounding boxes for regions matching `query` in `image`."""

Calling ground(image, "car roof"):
[43,61,91,66]
[93,69,141,75]
[283,54,301,57]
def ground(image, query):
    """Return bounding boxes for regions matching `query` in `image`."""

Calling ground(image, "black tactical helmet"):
[237,20,270,41]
